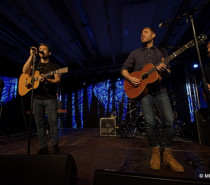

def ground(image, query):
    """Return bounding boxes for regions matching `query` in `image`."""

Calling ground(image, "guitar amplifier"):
[100,118,116,136]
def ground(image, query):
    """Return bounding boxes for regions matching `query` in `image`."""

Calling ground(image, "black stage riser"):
[93,169,210,185]
[0,154,77,185]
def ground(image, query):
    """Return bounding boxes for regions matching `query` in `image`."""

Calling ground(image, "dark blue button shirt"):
[121,46,170,94]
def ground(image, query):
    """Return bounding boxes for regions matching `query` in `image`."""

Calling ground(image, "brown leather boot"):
[150,147,160,170]
[163,149,184,172]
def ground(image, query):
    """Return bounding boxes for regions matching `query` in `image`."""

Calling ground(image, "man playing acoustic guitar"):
[22,43,61,155]
[121,27,184,172]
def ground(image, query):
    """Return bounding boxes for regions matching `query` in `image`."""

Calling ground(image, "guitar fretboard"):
[32,67,68,82]
[146,34,207,76]
[147,44,190,76]
[42,71,57,78]
[162,44,189,66]
[33,70,57,82]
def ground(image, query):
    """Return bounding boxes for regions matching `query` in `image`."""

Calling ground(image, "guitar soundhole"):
[142,73,148,80]
[27,83,32,89]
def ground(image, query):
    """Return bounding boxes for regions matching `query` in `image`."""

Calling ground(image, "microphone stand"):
[27,52,36,155]
[188,14,210,118]
[185,1,210,118]
[161,0,210,119]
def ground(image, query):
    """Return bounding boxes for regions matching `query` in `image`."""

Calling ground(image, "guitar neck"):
[34,70,57,82]
[148,44,190,75]
[161,44,189,66]
[42,70,57,78]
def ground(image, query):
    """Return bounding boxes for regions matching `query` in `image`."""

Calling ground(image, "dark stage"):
[0,128,210,185]
[0,0,210,184]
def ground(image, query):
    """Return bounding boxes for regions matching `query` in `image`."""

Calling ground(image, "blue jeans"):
[140,93,174,148]
[33,98,58,148]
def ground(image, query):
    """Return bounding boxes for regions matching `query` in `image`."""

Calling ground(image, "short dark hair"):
[141,27,156,34]
[39,43,51,51]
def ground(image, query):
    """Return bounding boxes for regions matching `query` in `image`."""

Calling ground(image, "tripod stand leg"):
[133,127,137,137]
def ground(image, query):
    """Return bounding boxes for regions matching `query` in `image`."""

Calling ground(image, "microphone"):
[38,51,44,55]
[30,47,44,55]
[159,22,169,28]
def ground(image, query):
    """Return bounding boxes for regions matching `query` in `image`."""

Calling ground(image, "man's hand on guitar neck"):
[156,58,171,77]
[156,63,167,73]
[38,73,61,84]
[38,74,45,82]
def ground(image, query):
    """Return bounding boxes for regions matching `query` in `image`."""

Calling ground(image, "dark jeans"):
[140,93,174,148]
[33,98,58,148]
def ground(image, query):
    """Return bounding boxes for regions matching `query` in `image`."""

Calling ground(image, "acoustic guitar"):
[124,34,207,99]
[18,67,68,96]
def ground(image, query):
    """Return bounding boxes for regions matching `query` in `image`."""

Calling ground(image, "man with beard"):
[22,43,60,154]
[121,27,184,172]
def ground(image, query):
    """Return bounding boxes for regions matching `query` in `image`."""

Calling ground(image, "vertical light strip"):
[192,83,199,110]
[64,94,68,110]
[186,83,195,122]
[78,88,84,128]
[87,85,93,112]
[122,93,128,121]
[72,92,77,128]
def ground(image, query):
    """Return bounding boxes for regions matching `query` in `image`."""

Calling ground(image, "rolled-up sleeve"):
[120,51,135,74]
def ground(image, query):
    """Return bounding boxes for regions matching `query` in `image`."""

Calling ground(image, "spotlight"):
[193,64,199,68]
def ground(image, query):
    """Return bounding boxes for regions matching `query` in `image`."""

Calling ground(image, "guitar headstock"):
[57,67,68,74]
[186,34,207,48]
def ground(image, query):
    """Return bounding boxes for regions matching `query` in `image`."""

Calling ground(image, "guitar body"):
[18,71,40,96]
[18,67,68,96]
[124,63,162,99]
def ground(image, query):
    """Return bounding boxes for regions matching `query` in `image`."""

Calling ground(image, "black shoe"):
[37,148,50,155]
[52,144,60,155]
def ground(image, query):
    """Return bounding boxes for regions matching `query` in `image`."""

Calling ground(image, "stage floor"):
[0,128,210,185]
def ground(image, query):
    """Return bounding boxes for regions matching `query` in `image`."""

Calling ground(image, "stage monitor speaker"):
[195,108,210,146]
[93,169,210,185]
[100,118,116,136]
[0,154,78,185]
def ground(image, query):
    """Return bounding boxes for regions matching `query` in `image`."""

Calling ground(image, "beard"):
[40,55,49,60]
[42,56,49,60]
[208,52,210,58]
[142,39,153,47]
